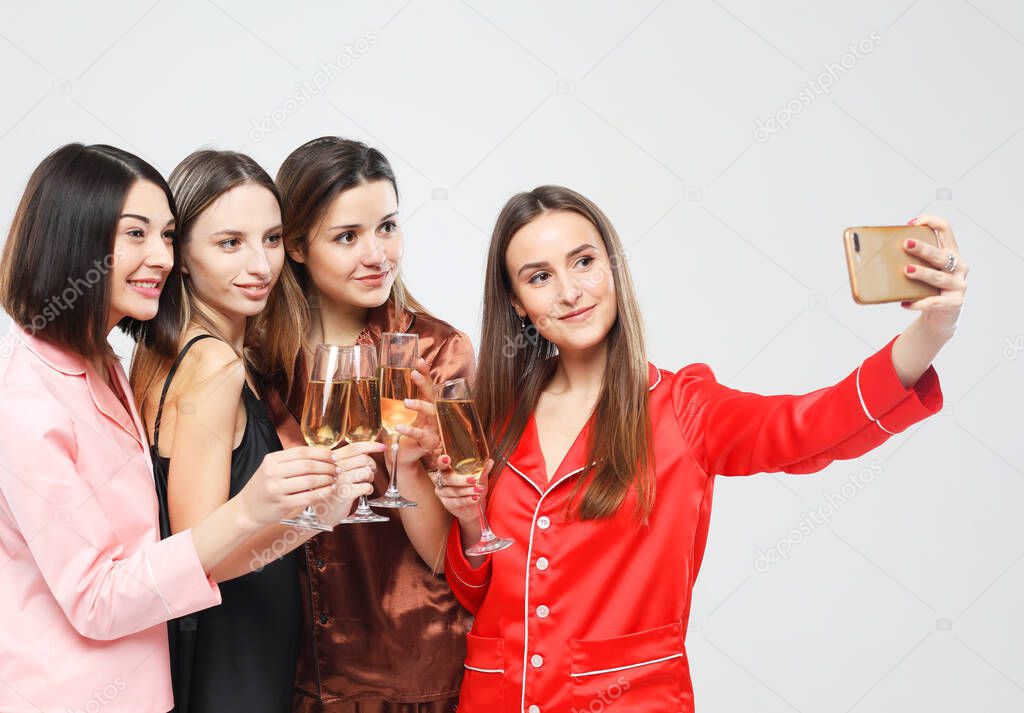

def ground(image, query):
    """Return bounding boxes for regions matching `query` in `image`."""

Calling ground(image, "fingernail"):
[466,477,476,484]
[908,218,917,224]
[906,265,916,274]
[906,239,915,249]
[900,301,910,308]
[474,485,484,493]
[472,495,479,501]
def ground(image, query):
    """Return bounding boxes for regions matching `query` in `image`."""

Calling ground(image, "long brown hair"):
[477,185,654,521]
[127,150,306,413]
[275,136,429,319]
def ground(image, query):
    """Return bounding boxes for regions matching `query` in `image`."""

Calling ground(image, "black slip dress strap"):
[153,334,218,454]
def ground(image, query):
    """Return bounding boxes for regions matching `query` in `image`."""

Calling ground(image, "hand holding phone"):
[843,225,942,304]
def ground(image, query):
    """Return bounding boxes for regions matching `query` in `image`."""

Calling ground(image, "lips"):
[236,282,271,299]
[558,305,596,321]
[355,270,390,286]
[127,279,162,299]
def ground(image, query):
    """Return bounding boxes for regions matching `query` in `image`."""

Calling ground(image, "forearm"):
[209,515,317,582]
[189,498,266,574]
[397,461,452,573]
[891,316,952,389]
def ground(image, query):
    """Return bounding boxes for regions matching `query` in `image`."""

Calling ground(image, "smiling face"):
[288,179,402,311]
[505,209,618,355]
[107,180,176,329]
[181,182,285,322]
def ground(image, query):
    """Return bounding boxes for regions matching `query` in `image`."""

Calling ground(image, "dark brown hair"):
[0,143,175,360]
[477,185,655,521]
[275,136,428,316]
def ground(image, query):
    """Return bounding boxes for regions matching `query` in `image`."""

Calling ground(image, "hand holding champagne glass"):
[368,332,419,508]
[281,344,349,531]
[338,345,390,524]
[434,377,513,556]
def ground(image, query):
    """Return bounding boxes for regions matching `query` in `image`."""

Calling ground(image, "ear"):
[509,297,526,320]
[286,240,307,264]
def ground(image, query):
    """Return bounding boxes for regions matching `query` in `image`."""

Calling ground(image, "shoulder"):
[174,335,245,394]
[411,311,471,345]
[649,361,722,419]
[412,313,474,358]
[409,312,475,380]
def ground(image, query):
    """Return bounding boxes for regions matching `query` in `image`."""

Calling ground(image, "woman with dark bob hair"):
[0,143,343,713]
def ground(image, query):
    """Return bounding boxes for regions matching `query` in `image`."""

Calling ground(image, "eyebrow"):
[517,243,597,276]
[121,213,176,227]
[326,211,399,231]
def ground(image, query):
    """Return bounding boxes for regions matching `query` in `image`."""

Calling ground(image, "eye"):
[264,233,282,246]
[379,220,398,234]
[528,271,550,285]
[218,238,241,249]
[127,228,145,239]
[162,230,177,243]
[575,255,594,269]
[333,232,356,245]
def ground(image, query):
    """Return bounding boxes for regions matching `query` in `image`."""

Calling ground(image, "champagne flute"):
[434,377,513,556]
[338,345,389,524]
[367,332,419,508]
[281,344,349,531]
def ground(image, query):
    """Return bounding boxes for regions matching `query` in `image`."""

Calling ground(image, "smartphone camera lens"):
[852,232,860,252]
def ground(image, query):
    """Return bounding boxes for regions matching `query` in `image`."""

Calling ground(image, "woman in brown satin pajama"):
[266,137,474,713]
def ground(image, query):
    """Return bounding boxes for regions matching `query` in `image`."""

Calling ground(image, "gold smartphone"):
[843,225,941,305]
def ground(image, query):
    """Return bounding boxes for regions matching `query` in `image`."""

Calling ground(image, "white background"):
[1,1,1022,711]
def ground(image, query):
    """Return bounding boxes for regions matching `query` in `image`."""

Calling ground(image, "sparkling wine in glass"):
[435,378,513,556]
[338,345,389,524]
[367,332,419,508]
[281,344,348,531]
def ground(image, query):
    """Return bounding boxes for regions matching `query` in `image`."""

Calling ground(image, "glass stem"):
[476,499,497,542]
[384,431,401,497]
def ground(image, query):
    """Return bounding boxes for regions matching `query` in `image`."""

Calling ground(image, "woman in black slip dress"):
[128,150,381,713]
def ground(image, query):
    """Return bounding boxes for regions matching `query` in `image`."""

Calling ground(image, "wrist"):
[226,495,262,534]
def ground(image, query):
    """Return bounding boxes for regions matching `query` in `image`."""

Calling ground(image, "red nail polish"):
[466,477,476,484]
[472,495,479,501]
[906,265,916,273]
[906,239,915,249]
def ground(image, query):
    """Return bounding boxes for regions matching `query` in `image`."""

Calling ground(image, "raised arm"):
[672,332,944,477]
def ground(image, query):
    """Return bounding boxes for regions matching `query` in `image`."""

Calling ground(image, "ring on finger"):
[432,470,445,489]
[943,252,958,273]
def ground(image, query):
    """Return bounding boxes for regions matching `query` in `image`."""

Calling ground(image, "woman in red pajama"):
[431,186,966,713]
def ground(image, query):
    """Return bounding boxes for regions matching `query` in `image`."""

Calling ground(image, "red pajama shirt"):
[445,335,943,713]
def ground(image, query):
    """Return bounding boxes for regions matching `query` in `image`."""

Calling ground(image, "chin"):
[118,300,160,323]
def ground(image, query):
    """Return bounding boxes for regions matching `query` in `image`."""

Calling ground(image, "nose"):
[362,234,388,268]
[246,244,272,280]
[562,278,582,306]
[147,233,173,272]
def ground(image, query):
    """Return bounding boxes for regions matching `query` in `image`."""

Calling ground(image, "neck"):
[547,341,608,398]
[194,300,246,351]
[310,291,370,347]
